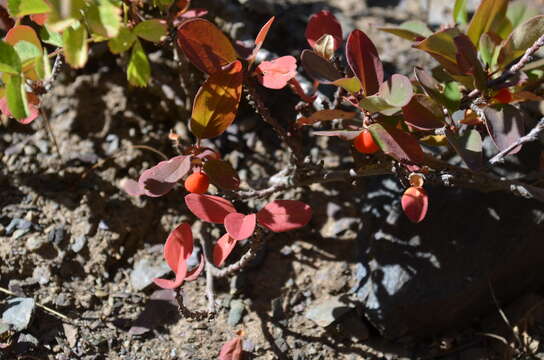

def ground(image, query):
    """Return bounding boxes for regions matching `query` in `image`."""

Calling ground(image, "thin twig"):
[207,229,267,278]
[174,289,212,321]
[0,286,73,324]
[489,118,544,165]
[40,107,62,160]
[198,226,216,314]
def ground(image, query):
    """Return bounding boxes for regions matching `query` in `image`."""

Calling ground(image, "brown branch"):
[175,290,213,321]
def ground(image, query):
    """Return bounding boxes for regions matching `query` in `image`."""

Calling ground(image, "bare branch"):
[489,118,544,165]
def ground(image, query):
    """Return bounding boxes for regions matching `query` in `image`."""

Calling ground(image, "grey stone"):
[71,236,87,253]
[6,218,32,236]
[2,297,35,331]
[33,266,51,285]
[12,228,30,240]
[130,258,170,291]
[228,299,245,327]
[48,226,66,245]
[26,236,44,251]
[305,297,354,328]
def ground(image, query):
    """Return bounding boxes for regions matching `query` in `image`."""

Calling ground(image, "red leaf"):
[0,92,40,124]
[153,223,194,289]
[346,30,383,96]
[138,155,192,197]
[213,233,237,267]
[401,187,428,223]
[219,336,243,360]
[177,18,238,74]
[305,10,342,51]
[120,178,144,197]
[30,13,48,25]
[256,56,297,89]
[185,254,205,281]
[367,123,425,164]
[185,194,236,223]
[257,200,312,232]
[249,16,275,62]
[224,213,256,240]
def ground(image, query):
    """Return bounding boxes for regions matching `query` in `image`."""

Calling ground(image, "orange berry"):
[494,88,513,104]
[353,129,380,154]
[185,172,209,194]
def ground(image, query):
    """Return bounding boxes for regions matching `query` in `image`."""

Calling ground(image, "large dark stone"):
[354,177,544,338]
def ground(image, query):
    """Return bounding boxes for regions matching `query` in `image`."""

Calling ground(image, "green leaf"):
[499,15,544,68]
[0,40,22,74]
[63,22,88,68]
[13,41,41,64]
[46,0,85,32]
[359,74,413,115]
[39,26,64,47]
[108,26,136,54]
[378,20,432,41]
[414,28,463,75]
[34,50,51,80]
[331,77,361,93]
[466,0,508,45]
[7,0,50,17]
[127,39,151,87]
[443,81,462,112]
[453,0,468,25]
[479,32,501,68]
[134,19,167,42]
[86,0,121,39]
[6,74,29,120]
[507,0,538,30]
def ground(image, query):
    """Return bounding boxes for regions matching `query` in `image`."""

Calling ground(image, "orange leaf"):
[177,18,238,74]
[401,186,428,223]
[248,16,275,62]
[191,60,243,139]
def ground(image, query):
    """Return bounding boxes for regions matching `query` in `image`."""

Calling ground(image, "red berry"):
[494,88,513,104]
[353,130,380,154]
[185,172,209,194]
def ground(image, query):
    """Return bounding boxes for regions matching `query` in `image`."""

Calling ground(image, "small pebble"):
[12,228,30,240]
[26,236,44,251]
[227,299,245,327]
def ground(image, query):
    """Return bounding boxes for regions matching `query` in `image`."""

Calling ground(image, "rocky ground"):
[2,0,544,359]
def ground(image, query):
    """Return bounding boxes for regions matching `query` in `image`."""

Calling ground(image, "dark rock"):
[271,296,284,319]
[354,177,544,338]
[13,333,39,353]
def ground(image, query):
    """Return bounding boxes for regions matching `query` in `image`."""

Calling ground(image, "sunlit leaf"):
[453,0,468,25]
[6,74,29,121]
[479,32,501,68]
[312,130,361,141]
[331,77,361,93]
[5,25,43,53]
[0,40,21,74]
[185,194,236,223]
[401,186,428,223]
[507,0,539,29]
[359,74,413,115]
[219,336,243,360]
[63,22,88,68]
[85,0,121,38]
[256,200,312,233]
[134,19,167,43]
[213,233,237,267]
[367,123,424,163]
[402,94,444,130]
[499,15,544,68]
[153,223,193,289]
[108,25,136,54]
[445,127,482,170]
[127,39,150,87]
[305,10,342,52]
[39,26,63,47]
[483,104,525,154]
[224,213,256,241]
[7,0,50,17]
[300,49,341,84]
[138,155,192,197]
[256,56,297,90]
[466,0,508,45]
[248,16,274,62]
[378,20,432,41]
[314,34,336,60]
[177,18,238,74]
[414,28,463,75]
[203,159,240,190]
[120,178,144,197]
[346,29,383,96]
[45,0,85,32]
[191,60,243,138]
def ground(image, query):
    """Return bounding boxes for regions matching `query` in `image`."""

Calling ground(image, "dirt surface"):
[2,0,544,359]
